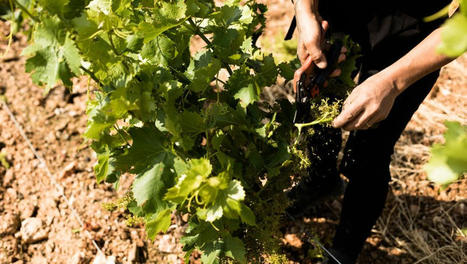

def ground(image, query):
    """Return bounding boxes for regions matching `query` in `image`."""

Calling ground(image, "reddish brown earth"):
[0,1,466,264]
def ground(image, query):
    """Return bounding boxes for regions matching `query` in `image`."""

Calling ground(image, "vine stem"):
[187,18,233,75]
[80,66,105,88]
[108,31,124,56]
[13,0,39,22]
[294,116,334,141]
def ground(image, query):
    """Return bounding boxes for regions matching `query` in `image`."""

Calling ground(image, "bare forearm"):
[380,28,455,95]
[294,0,319,16]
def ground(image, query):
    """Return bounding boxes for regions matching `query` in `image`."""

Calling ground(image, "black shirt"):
[318,0,452,69]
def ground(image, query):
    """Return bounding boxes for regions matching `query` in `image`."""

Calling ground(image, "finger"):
[304,43,327,69]
[293,56,313,93]
[342,95,356,111]
[338,53,346,63]
[295,56,313,78]
[329,68,342,77]
[363,111,388,129]
[353,112,375,130]
[302,23,328,69]
[359,114,380,130]
[341,46,348,53]
[343,111,367,131]
[297,43,308,65]
[321,20,329,35]
[332,103,363,128]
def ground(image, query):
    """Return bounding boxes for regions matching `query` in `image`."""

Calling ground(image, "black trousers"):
[333,70,439,261]
[315,3,444,261]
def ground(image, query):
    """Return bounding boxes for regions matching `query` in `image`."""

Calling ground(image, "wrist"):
[374,69,403,97]
[294,0,319,16]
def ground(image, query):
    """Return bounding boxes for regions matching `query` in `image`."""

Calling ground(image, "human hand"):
[293,0,346,94]
[332,73,400,131]
[295,0,328,68]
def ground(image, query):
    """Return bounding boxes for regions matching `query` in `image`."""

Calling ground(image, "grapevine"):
[2,0,359,262]
[423,0,467,187]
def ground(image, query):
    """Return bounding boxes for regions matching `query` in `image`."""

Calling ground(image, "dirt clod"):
[0,212,20,236]
[20,217,48,243]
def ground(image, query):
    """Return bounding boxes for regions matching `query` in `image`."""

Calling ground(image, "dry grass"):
[373,55,467,264]
[378,196,466,264]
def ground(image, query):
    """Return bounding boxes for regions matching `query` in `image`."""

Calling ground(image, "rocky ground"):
[0,1,466,263]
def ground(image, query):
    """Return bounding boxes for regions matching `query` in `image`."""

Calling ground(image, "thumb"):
[305,40,327,69]
[293,56,313,93]
[304,20,329,69]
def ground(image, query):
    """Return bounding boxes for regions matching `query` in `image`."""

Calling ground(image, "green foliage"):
[13,0,358,262]
[425,121,467,186]
[424,1,467,188]
[438,0,467,57]
[259,31,298,64]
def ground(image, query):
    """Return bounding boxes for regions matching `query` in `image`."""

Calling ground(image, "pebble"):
[158,234,176,253]
[19,217,49,243]
[283,233,303,248]
[45,241,55,255]
[2,169,15,187]
[18,198,38,220]
[0,235,17,261]
[69,110,78,117]
[127,243,137,264]
[166,254,178,263]
[58,161,77,178]
[30,254,47,264]
[70,251,86,264]
[5,188,17,201]
[0,212,20,236]
[92,251,116,264]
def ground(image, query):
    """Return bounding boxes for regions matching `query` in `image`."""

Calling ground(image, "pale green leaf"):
[234,83,258,108]
[438,14,467,57]
[63,36,81,75]
[146,208,172,240]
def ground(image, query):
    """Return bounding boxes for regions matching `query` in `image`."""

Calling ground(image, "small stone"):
[119,229,129,240]
[38,196,59,225]
[5,188,17,201]
[59,161,77,178]
[55,120,68,132]
[158,234,176,253]
[283,233,303,248]
[2,169,15,187]
[0,235,17,261]
[18,199,38,220]
[167,254,178,263]
[92,251,116,264]
[130,230,144,247]
[45,215,55,226]
[0,250,8,263]
[30,254,47,264]
[0,213,20,235]
[20,217,48,243]
[127,243,137,264]
[71,251,85,264]
[69,110,78,117]
[45,241,55,255]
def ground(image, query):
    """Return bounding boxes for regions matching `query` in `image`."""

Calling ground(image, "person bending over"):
[290,0,459,263]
